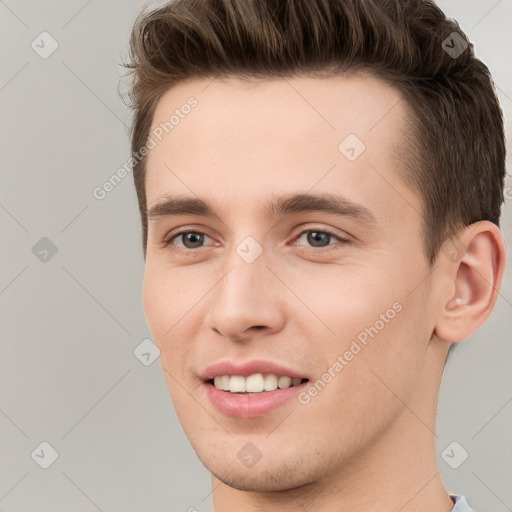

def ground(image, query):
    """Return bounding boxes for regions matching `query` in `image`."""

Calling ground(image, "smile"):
[211,373,308,394]
[200,360,311,418]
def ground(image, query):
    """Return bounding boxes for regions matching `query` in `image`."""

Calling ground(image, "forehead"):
[144,74,419,222]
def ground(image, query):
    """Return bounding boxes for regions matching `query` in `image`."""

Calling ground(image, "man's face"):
[143,75,444,491]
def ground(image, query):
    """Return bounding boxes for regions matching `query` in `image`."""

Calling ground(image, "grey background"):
[0,0,511,511]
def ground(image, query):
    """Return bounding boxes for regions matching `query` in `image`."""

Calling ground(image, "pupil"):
[308,231,330,247]
[184,232,203,248]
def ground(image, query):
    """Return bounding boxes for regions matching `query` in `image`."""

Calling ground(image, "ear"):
[434,221,507,343]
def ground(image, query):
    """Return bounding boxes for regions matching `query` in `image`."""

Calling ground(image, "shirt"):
[450,495,474,511]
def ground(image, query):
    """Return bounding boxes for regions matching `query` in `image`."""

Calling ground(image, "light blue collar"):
[450,495,474,512]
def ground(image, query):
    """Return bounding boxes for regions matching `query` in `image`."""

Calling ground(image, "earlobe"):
[434,221,507,343]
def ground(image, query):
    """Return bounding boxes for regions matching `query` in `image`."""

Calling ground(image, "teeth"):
[264,373,278,391]
[220,375,230,390]
[213,375,231,391]
[246,373,264,392]
[212,373,305,393]
[229,375,246,393]
[277,376,291,389]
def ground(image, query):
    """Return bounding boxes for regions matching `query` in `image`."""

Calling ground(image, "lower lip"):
[203,381,308,418]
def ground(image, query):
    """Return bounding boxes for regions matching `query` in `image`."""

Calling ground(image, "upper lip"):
[200,359,309,381]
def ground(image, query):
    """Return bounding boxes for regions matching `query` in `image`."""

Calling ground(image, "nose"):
[204,248,286,342]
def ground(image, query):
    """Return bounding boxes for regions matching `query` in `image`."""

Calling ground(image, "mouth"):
[207,373,309,395]
[199,360,311,418]
[202,372,310,418]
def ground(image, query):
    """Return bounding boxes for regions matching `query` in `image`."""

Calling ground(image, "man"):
[124,0,507,510]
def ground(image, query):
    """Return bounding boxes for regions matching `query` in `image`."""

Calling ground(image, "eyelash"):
[161,227,349,254]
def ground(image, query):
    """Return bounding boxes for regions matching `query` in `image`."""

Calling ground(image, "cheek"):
[142,261,196,335]
[302,270,399,350]
[143,270,199,421]
[301,304,424,453]
[310,266,429,405]
[142,268,170,344]
[142,265,192,370]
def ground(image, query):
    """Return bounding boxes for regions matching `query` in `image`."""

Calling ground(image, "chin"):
[211,466,312,493]
[199,448,329,493]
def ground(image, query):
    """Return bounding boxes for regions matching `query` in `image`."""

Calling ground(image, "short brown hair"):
[123,0,506,266]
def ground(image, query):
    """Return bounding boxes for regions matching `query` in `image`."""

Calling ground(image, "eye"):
[162,227,349,253]
[163,230,215,250]
[292,228,348,250]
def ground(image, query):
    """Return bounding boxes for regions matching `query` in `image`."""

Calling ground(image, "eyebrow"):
[147,192,377,225]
